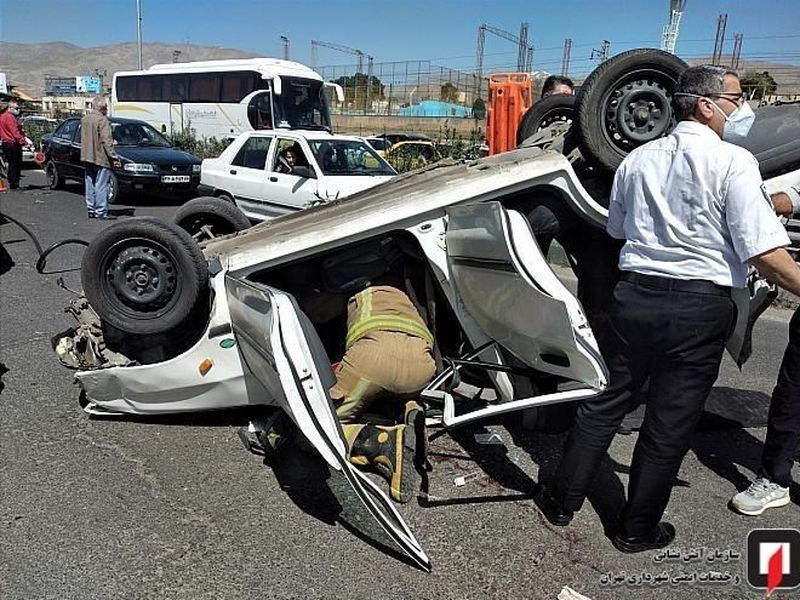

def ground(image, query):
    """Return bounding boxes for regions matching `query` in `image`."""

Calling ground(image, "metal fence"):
[316,60,483,116]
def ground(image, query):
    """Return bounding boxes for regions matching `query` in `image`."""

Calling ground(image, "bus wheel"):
[81,217,209,336]
[174,196,251,243]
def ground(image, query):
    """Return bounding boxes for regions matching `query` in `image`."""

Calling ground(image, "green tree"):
[440,82,459,103]
[740,71,778,100]
[333,73,384,107]
[472,97,486,120]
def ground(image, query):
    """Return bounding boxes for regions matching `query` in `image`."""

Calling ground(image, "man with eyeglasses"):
[534,65,800,553]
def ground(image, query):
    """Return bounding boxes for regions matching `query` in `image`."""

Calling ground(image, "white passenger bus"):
[111,58,343,140]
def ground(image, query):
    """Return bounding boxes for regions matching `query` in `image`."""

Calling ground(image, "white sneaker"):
[731,477,790,516]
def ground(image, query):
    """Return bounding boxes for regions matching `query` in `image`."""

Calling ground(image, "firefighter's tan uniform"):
[330,285,435,502]
[330,285,435,422]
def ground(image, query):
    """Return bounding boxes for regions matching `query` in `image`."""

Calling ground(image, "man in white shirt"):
[732,183,800,515]
[534,65,800,553]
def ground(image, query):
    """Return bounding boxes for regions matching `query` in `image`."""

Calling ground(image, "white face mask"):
[674,92,755,141]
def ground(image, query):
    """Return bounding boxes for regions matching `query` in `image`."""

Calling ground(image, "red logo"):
[747,529,800,595]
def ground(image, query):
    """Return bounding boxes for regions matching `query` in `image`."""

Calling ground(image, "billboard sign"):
[76,76,102,94]
[45,77,77,95]
[0,73,7,95]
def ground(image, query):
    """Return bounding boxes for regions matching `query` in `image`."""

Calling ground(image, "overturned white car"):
[52,49,800,570]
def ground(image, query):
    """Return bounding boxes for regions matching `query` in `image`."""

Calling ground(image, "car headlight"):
[192,164,201,173]
[122,163,156,173]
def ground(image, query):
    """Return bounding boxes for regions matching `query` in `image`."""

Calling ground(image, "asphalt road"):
[1,169,798,600]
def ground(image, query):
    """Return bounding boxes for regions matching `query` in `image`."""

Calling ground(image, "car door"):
[69,121,84,178]
[445,201,608,390]
[264,137,320,210]
[224,274,430,571]
[224,135,275,220]
[50,119,78,175]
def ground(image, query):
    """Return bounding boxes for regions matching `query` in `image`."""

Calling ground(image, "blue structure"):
[398,100,472,118]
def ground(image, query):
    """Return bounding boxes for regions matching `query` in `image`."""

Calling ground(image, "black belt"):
[620,272,731,297]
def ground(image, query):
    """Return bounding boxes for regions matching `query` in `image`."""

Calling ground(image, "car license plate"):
[161,175,190,183]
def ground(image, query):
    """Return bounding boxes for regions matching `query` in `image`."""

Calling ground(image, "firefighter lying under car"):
[246,248,435,504]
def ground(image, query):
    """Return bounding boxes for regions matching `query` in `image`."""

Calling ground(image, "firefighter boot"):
[345,423,418,503]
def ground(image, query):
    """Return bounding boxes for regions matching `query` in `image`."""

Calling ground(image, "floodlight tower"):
[661,0,686,55]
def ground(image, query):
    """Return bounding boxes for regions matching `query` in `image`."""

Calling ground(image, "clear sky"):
[2,0,799,76]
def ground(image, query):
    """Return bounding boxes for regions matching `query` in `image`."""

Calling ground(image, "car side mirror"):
[292,165,316,179]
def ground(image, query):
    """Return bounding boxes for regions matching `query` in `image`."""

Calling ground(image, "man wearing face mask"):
[0,100,27,190]
[533,65,800,552]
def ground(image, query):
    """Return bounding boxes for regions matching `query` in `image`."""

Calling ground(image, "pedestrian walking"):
[0,100,26,190]
[534,65,800,553]
[732,183,800,515]
[80,96,118,220]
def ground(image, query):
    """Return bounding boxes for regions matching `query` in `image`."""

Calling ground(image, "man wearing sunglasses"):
[535,65,800,553]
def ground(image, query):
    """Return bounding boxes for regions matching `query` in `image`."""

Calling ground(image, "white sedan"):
[199,130,397,221]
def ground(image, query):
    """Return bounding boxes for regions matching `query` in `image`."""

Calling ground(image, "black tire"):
[107,172,120,204]
[46,160,64,190]
[575,48,688,172]
[81,217,209,336]
[173,196,251,242]
[516,94,576,146]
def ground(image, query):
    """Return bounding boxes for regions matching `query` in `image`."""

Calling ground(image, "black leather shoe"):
[613,522,676,553]
[87,212,96,219]
[533,484,573,526]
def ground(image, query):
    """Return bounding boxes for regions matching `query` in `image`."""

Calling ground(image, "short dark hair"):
[672,65,739,120]
[541,75,574,98]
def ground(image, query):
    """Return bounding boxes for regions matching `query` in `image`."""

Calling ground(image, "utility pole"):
[661,0,686,55]
[517,23,529,73]
[136,0,143,70]
[590,40,610,64]
[561,38,572,76]
[731,33,743,69]
[280,36,289,60]
[712,13,728,65]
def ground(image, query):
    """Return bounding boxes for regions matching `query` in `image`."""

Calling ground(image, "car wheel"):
[174,196,251,242]
[81,217,209,336]
[516,94,576,146]
[575,48,688,172]
[46,161,64,190]
[107,172,120,204]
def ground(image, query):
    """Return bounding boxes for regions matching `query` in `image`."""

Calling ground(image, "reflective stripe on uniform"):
[346,315,434,348]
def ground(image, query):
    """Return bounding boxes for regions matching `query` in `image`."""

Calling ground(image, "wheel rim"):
[100,238,181,318]
[536,108,574,133]
[178,214,238,242]
[600,68,675,157]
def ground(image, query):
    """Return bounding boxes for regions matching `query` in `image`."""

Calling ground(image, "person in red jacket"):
[0,100,26,189]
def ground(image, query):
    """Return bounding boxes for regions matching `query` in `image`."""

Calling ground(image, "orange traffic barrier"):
[486,72,533,156]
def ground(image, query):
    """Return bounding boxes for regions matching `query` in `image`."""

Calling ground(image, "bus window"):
[116,76,136,101]
[221,72,258,103]
[247,92,273,130]
[164,75,188,102]
[273,77,330,131]
[189,73,221,102]
[138,75,163,101]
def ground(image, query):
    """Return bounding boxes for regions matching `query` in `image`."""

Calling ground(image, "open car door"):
[445,201,608,388]
[224,274,430,571]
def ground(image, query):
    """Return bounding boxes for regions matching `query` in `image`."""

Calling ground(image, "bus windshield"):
[274,77,331,131]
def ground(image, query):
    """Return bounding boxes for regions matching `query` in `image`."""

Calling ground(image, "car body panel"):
[76,271,266,414]
[225,275,430,571]
[204,148,608,274]
[445,202,607,389]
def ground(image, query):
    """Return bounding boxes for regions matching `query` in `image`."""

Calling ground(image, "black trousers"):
[761,305,800,487]
[1,142,22,188]
[552,276,735,537]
